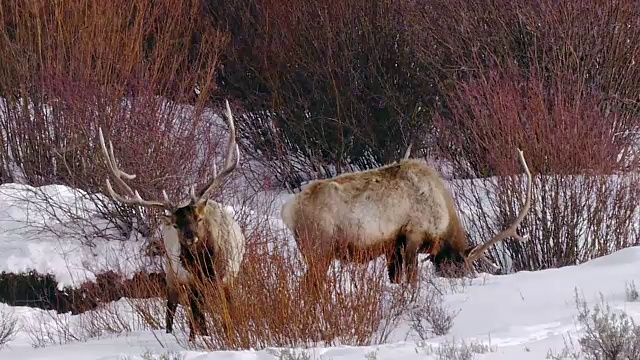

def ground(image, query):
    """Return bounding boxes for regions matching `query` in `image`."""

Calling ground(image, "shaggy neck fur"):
[443,208,469,252]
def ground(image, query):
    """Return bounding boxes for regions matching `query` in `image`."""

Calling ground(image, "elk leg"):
[387,234,406,284]
[195,291,209,337]
[165,286,179,334]
[188,288,208,341]
[187,297,197,341]
[403,239,421,285]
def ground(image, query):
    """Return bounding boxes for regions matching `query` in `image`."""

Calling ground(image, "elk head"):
[424,148,533,277]
[97,99,240,250]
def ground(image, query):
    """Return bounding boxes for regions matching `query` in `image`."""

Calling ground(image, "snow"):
[0,178,638,359]
[0,183,155,290]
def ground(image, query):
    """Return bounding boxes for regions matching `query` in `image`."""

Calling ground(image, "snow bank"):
[0,183,154,289]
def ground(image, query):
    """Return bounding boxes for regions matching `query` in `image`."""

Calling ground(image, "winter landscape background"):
[0,1,639,359]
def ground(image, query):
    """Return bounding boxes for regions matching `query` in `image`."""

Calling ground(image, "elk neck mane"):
[162,222,193,283]
[198,199,245,282]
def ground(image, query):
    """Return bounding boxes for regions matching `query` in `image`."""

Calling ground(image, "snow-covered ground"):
[0,181,638,359]
[1,246,639,359]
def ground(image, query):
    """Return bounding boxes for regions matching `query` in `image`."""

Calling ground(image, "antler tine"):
[162,190,183,214]
[194,99,240,203]
[189,184,198,204]
[99,128,136,195]
[97,127,171,210]
[466,148,533,264]
[403,143,412,160]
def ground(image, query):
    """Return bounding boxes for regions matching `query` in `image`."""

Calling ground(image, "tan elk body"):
[96,99,245,341]
[280,148,532,285]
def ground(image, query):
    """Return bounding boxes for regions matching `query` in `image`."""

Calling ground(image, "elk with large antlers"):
[280,148,532,286]
[97,100,246,341]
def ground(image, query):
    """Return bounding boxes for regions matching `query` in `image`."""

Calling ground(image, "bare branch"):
[97,127,173,210]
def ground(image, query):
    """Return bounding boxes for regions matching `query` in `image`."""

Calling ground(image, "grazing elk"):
[96,100,246,341]
[280,148,532,286]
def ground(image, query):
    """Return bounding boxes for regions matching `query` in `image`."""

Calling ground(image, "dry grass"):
[547,288,640,360]
[435,61,640,273]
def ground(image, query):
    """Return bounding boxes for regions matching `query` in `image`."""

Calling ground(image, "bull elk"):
[96,99,246,341]
[280,148,532,286]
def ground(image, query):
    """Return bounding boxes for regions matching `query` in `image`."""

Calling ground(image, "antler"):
[465,148,533,265]
[403,143,412,160]
[191,99,240,204]
[98,127,174,211]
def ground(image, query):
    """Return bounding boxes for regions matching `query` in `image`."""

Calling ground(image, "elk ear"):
[195,201,208,218]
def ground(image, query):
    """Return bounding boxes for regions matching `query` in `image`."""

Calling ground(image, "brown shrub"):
[436,62,632,177]
[408,0,640,177]
[0,0,229,246]
[129,228,420,350]
[434,62,640,272]
[0,0,226,102]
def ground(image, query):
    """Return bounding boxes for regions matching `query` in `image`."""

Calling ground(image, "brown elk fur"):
[281,149,532,286]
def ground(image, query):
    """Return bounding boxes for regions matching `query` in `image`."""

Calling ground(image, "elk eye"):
[172,224,178,229]
[197,218,203,223]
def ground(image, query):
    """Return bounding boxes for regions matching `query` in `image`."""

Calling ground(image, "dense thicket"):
[0,0,228,238]
[0,0,638,272]
[203,0,433,188]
